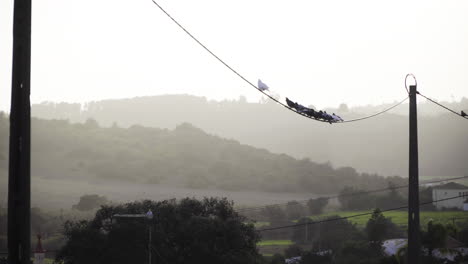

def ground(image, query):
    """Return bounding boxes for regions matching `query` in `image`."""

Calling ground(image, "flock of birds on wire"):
[150,0,468,124]
[258,79,344,124]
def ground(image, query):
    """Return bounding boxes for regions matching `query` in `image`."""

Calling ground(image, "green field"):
[313,210,468,228]
[254,221,271,228]
[257,240,293,246]
[255,211,468,230]
[256,211,468,256]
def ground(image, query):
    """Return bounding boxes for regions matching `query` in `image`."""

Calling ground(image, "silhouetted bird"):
[305,108,316,118]
[462,110,467,117]
[322,111,334,124]
[332,113,343,122]
[286,98,297,108]
[316,110,323,119]
[295,103,307,113]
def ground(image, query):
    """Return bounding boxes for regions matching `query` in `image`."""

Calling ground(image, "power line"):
[150,0,407,124]
[237,175,468,213]
[257,195,465,232]
[418,92,468,120]
[340,97,408,123]
[11,198,468,254]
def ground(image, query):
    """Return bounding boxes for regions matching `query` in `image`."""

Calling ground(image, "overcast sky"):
[1,0,467,111]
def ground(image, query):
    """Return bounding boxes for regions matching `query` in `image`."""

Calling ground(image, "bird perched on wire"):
[462,110,467,118]
[257,79,270,91]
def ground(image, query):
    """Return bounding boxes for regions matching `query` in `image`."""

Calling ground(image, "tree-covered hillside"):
[31,95,468,177]
[0,114,404,194]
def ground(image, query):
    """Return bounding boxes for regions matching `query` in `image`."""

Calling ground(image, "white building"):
[432,182,468,210]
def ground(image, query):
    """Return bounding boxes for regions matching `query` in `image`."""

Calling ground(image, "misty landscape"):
[2,0,468,263]
[1,95,468,263]
[0,96,467,208]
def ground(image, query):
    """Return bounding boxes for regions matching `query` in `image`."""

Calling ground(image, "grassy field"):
[255,211,468,230]
[313,210,468,228]
[256,211,468,255]
[257,240,294,256]
[257,240,293,246]
[254,221,271,228]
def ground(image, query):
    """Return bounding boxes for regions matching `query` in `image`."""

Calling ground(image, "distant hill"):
[0,114,404,194]
[30,95,468,177]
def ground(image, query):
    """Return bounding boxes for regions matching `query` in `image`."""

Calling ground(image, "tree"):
[313,216,362,252]
[338,186,375,210]
[364,208,402,259]
[56,198,261,264]
[285,201,305,220]
[422,220,447,257]
[307,198,328,215]
[72,194,108,211]
[83,118,99,129]
[375,183,406,209]
[365,208,401,243]
[261,205,287,224]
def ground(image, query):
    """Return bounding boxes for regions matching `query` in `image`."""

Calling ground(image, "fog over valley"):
[31,95,468,177]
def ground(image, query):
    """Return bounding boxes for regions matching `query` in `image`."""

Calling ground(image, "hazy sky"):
[1,0,467,111]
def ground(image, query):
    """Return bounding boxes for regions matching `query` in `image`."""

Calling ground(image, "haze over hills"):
[0,114,403,195]
[30,95,468,178]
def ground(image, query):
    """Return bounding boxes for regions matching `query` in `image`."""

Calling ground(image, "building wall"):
[433,189,468,210]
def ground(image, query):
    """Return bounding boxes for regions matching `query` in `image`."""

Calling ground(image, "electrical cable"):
[417,92,468,120]
[257,195,466,232]
[14,195,468,254]
[237,175,468,212]
[150,0,408,124]
[340,97,408,123]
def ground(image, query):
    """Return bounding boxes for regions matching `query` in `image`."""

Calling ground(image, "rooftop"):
[433,182,468,190]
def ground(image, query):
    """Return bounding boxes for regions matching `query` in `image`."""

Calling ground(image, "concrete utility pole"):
[407,84,420,263]
[8,0,32,263]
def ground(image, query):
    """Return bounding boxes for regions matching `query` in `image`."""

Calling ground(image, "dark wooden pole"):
[8,0,32,263]
[407,84,420,263]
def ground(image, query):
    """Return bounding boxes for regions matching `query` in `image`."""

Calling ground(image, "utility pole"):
[148,225,152,264]
[8,0,32,263]
[407,84,420,263]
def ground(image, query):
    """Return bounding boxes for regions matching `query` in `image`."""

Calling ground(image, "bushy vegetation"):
[72,194,108,211]
[55,198,261,264]
[0,205,95,253]
[262,210,468,264]
[337,185,438,212]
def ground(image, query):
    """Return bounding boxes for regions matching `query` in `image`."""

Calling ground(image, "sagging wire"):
[237,175,468,213]
[418,92,468,120]
[150,0,407,124]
